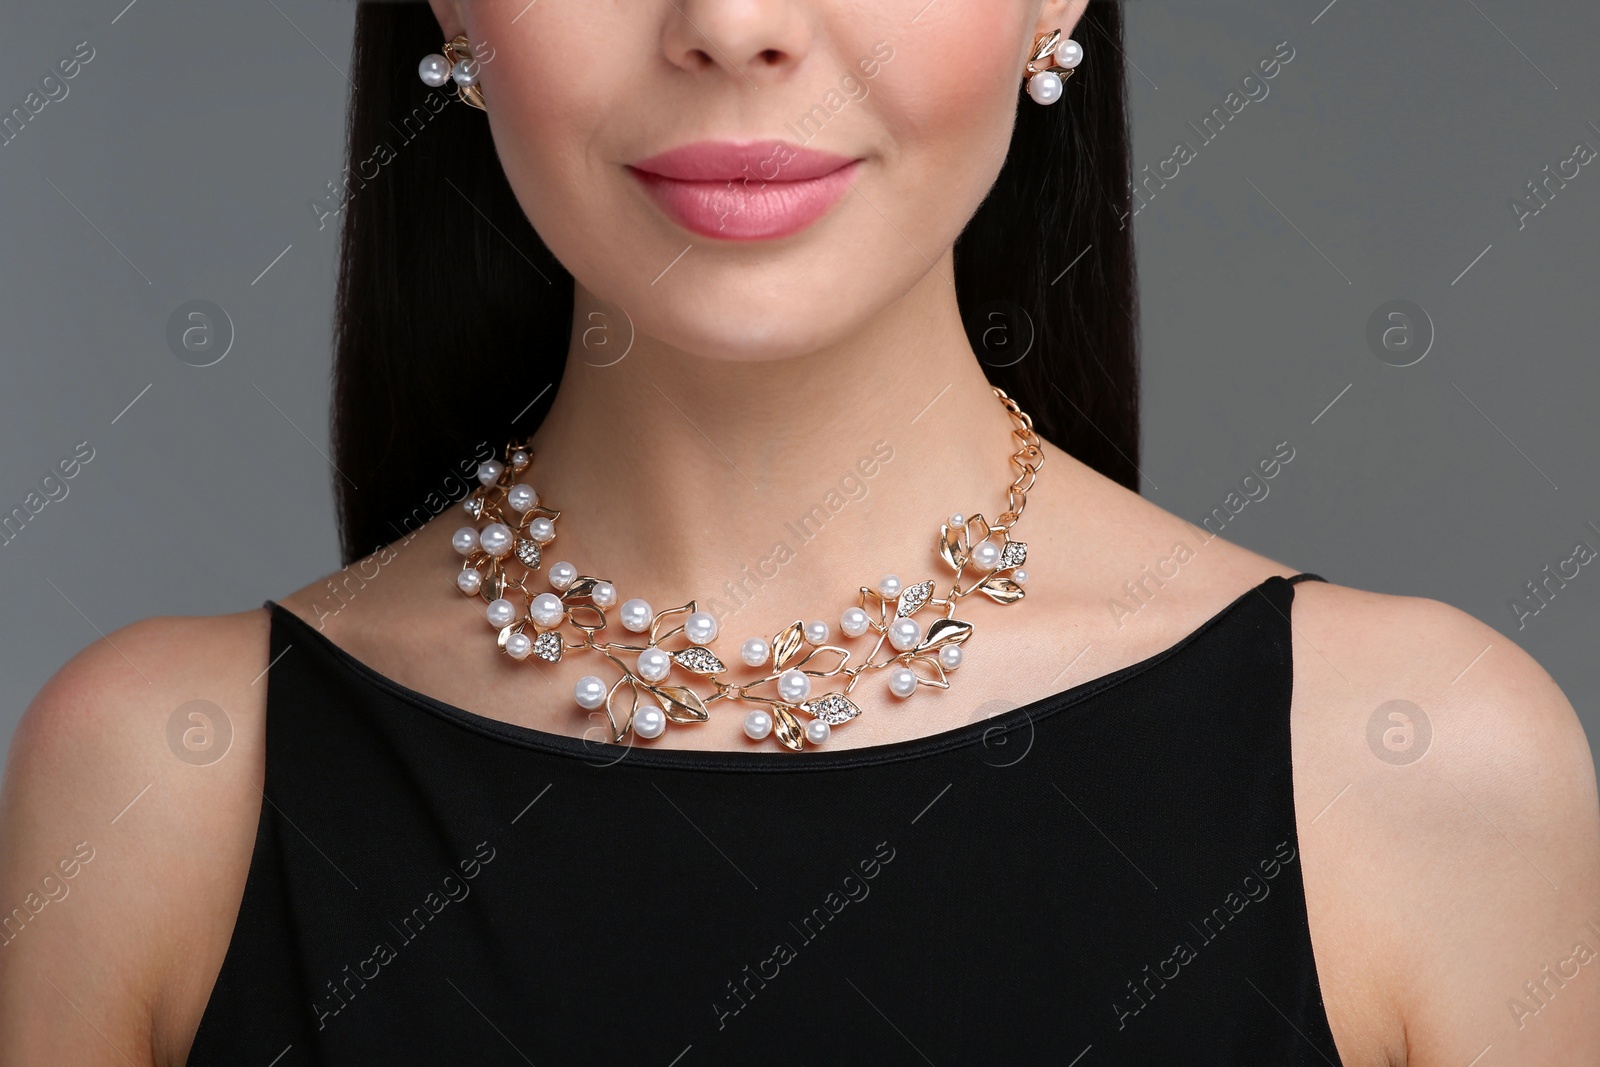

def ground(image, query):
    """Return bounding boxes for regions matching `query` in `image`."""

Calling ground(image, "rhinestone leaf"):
[999,540,1027,569]
[671,645,726,675]
[896,580,934,617]
[532,631,562,662]
[515,539,541,569]
[800,692,860,726]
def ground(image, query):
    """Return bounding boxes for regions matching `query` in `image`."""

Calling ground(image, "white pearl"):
[592,581,617,608]
[634,705,666,740]
[527,517,556,544]
[1028,70,1064,105]
[1054,38,1083,68]
[476,460,503,487]
[805,718,830,746]
[685,611,718,644]
[741,637,770,667]
[637,648,671,683]
[486,598,517,628]
[574,675,607,710]
[505,632,533,660]
[840,607,871,638]
[506,484,538,512]
[972,540,1002,570]
[878,574,902,598]
[456,569,483,595]
[620,598,653,632]
[452,526,479,556]
[889,617,921,652]
[804,620,830,645]
[889,667,918,698]
[949,513,965,527]
[418,54,450,87]
[510,449,530,469]
[451,57,479,87]
[743,709,772,740]
[478,522,514,558]
[529,593,565,627]
[549,562,577,590]
[939,644,964,670]
[1013,568,1029,585]
[777,669,811,702]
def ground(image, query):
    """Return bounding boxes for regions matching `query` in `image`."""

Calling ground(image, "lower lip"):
[629,161,860,241]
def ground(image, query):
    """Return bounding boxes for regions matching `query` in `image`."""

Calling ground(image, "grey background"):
[1,0,1596,770]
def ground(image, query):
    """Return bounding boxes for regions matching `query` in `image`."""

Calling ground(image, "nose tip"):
[663,2,811,83]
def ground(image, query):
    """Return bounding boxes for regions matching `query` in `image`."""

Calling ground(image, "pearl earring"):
[1023,29,1083,105]
[418,33,486,111]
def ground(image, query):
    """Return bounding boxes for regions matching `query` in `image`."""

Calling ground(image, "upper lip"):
[630,140,857,183]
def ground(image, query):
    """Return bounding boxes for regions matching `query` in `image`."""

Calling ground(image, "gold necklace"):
[450,385,1041,752]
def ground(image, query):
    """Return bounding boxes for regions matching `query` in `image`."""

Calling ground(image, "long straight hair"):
[331,3,1138,565]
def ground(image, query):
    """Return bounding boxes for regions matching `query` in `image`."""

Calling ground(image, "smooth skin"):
[3,1,1598,1063]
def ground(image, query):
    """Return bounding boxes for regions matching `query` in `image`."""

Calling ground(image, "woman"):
[2,1,1596,1063]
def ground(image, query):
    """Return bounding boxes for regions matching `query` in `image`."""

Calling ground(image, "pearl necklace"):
[450,386,1041,752]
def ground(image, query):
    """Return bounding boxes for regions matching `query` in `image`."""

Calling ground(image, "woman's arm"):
[0,611,269,1066]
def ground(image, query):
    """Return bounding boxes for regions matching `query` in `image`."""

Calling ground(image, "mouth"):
[628,140,861,241]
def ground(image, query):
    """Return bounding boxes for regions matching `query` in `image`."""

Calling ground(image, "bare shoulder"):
[1285,580,1600,1066]
[0,608,273,1066]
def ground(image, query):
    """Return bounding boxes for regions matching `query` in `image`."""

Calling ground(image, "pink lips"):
[629,141,860,241]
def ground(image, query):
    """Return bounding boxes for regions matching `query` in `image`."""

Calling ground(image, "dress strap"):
[1285,572,1327,586]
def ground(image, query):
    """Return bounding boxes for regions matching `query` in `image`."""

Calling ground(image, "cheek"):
[468,13,635,279]
[870,17,1023,225]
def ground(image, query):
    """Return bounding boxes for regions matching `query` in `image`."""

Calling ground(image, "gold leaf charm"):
[771,704,806,751]
[915,618,973,653]
[937,524,964,570]
[976,573,1026,605]
[648,600,698,644]
[651,684,711,723]
[966,513,992,546]
[905,654,951,689]
[771,620,807,671]
[561,576,605,603]
[567,604,605,631]
[792,644,849,676]
[605,675,640,742]
[671,646,726,675]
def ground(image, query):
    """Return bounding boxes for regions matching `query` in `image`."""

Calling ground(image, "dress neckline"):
[264,573,1299,773]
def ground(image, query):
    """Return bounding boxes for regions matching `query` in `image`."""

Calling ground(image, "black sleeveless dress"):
[186,573,1344,1066]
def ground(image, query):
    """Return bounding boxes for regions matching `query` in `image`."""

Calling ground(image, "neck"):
[525,251,1025,633]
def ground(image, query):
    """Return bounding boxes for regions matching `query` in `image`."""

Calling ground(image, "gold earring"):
[418,33,487,111]
[1024,29,1084,105]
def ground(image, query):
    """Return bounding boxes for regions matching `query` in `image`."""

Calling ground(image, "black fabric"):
[187,573,1343,1066]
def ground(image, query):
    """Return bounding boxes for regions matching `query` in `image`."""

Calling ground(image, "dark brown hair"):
[331,3,1138,564]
